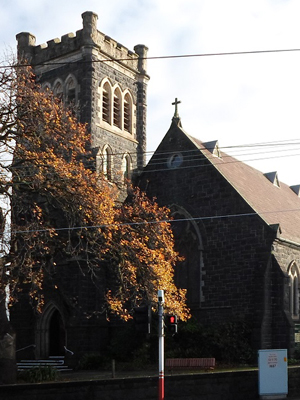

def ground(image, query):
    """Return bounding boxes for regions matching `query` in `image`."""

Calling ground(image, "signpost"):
[158,290,164,400]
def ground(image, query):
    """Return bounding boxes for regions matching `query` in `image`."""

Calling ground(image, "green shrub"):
[18,366,58,383]
[108,322,151,362]
[294,344,300,360]
[132,342,151,368]
[165,318,255,364]
[78,352,108,370]
[288,358,300,365]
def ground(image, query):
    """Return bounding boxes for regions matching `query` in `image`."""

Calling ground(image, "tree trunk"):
[0,297,16,384]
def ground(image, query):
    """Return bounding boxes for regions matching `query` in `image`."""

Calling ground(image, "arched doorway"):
[49,309,65,356]
[36,304,66,358]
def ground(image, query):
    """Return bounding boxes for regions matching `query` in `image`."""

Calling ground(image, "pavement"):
[58,368,157,381]
[18,368,300,399]
[57,369,300,400]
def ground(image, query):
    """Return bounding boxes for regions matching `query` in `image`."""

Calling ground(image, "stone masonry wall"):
[271,241,300,354]
[13,11,149,360]
[16,11,149,173]
[2,368,300,400]
[137,121,279,350]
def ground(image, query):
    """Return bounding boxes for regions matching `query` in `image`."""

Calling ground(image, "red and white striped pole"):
[158,290,164,400]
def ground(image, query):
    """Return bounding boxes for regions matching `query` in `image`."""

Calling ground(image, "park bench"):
[165,357,215,370]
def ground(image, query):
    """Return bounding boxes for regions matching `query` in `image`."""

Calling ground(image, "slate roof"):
[181,126,300,245]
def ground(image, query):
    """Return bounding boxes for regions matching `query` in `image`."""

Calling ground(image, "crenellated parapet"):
[16,11,148,76]
[16,10,149,186]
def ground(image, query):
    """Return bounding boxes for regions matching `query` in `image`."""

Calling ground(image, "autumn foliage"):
[0,63,190,321]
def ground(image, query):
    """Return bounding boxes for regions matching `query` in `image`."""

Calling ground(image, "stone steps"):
[17,356,72,372]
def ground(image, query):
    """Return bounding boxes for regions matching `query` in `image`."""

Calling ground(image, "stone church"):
[12,11,300,361]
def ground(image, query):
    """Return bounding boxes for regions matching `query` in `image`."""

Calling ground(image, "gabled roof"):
[184,129,300,244]
[149,118,300,245]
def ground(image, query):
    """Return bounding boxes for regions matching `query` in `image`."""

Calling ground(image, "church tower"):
[13,14,149,360]
[16,11,149,187]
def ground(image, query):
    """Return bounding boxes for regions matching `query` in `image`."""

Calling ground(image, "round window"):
[167,153,183,169]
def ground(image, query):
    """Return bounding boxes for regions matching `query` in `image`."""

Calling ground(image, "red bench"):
[165,358,215,369]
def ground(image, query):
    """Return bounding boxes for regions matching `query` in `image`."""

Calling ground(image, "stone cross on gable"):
[172,98,181,118]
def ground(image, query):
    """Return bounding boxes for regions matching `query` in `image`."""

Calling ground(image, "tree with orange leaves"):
[0,61,189,336]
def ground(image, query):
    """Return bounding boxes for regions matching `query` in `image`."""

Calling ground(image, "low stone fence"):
[0,367,299,400]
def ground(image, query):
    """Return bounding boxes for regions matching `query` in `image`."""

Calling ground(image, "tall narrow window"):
[42,82,51,92]
[171,206,205,306]
[102,82,111,123]
[103,146,112,181]
[66,77,76,105]
[289,262,299,318]
[113,89,122,128]
[124,93,132,133]
[294,275,299,316]
[122,154,131,183]
[53,81,63,100]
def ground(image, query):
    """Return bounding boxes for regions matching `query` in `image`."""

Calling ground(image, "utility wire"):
[4,47,300,69]
[3,207,300,236]
[1,152,300,181]
[1,137,300,167]
[1,146,300,179]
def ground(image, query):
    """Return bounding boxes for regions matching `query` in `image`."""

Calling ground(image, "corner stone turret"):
[16,32,36,61]
[134,44,149,75]
[82,11,99,46]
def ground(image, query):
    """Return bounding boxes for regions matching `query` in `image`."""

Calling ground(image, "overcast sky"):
[1,0,300,186]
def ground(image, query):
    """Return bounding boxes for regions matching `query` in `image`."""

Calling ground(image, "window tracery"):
[170,206,205,306]
[53,80,63,99]
[124,92,132,133]
[65,76,77,105]
[288,261,299,318]
[102,82,111,124]
[42,82,51,92]
[113,88,122,129]
[99,80,134,135]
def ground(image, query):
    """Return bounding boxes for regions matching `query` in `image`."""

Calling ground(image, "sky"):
[1,0,300,186]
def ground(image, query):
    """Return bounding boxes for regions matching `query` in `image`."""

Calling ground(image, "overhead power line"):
[1,142,300,179]
[1,137,300,165]
[3,46,300,69]
[3,206,300,236]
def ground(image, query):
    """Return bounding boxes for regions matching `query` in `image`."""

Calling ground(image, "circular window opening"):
[167,153,183,169]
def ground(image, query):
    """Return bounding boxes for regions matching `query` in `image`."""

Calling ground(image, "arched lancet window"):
[124,92,133,133]
[42,82,51,92]
[103,145,112,180]
[122,154,131,183]
[113,88,122,129]
[288,262,299,318]
[53,80,63,100]
[170,205,205,306]
[65,76,77,105]
[102,82,111,124]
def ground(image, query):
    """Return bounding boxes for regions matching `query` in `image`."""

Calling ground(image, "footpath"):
[10,366,300,400]
[55,368,300,400]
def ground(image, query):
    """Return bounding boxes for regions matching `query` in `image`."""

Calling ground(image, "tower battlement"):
[16,11,149,188]
[16,11,148,75]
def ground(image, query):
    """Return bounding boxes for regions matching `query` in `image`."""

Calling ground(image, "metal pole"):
[158,290,164,400]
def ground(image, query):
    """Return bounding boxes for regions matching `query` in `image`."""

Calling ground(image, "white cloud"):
[1,0,300,185]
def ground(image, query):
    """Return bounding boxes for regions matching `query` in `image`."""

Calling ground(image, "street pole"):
[158,289,164,400]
